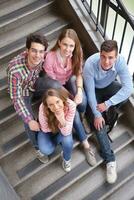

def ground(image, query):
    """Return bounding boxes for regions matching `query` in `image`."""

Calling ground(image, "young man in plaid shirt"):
[7,33,53,163]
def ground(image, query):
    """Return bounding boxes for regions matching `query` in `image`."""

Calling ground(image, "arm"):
[83,59,105,130]
[74,73,83,105]
[8,72,34,124]
[38,103,51,133]
[83,59,102,118]
[105,56,133,108]
[58,99,76,135]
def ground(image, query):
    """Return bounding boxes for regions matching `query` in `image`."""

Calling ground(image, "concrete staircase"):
[0,0,134,200]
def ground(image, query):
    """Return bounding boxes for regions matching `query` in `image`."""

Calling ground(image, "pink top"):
[39,98,76,136]
[43,50,73,85]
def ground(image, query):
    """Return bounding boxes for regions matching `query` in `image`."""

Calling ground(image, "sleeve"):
[8,71,34,124]
[38,103,51,133]
[43,52,56,80]
[105,56,133,107]
[59,99,76,135]
[83,59,102,118]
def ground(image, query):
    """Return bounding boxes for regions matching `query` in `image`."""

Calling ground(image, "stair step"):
[104,176,134,200]
[83,147,134,200]
[0,0,54,35]
[14,131,133,199]
[0,0,38,17]
[0,167,20,200]
[55,143,134,200]
[31,132,134,200]
[2,132,27,154]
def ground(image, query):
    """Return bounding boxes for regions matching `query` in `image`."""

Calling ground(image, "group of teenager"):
[7,28,133,184]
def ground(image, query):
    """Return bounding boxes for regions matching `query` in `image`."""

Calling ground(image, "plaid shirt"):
[7,51,44,123]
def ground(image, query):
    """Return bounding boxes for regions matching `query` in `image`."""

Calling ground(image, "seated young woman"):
[38,88,96,173]
[42,29,97,166]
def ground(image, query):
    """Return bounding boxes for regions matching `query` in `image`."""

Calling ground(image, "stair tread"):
[0,0,54,28]
[14,131,133,200]
[0,167,20,200]
[0,0,38,18]
[55,144,134,200]
[0,13,59,49]
[104,176,134,200]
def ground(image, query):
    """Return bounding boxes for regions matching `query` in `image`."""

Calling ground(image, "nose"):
[54,104,59,110]
[105,57,109,65]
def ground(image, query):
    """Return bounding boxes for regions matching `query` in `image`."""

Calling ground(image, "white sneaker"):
[62,158,71,172]
[106,161,117,184]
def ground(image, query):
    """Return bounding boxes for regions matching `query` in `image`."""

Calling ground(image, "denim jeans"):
[23,95,38,149]
[38,131,73,161]
[40,75,88,143]
[87,80,124,163]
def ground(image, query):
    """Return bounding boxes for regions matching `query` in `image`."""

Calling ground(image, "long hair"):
[51,29,83,76]
[42,88,69,133]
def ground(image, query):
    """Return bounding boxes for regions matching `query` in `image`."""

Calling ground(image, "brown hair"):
[100,40,118,55]
[42,88,69,133]
[26,33,48,50]
[51,28,83,76]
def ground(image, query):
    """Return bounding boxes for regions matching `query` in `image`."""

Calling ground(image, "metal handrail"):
[81,0,134,67]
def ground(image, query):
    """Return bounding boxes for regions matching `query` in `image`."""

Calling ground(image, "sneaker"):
[35,149,49,164]
[84,148,97,166]
[62,158,71,172]
[106,161,117,184]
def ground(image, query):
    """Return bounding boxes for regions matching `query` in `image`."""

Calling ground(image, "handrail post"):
[100,0,108,28]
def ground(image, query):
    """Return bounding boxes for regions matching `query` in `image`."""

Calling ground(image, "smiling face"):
[46,96,64,115]
[100,50,117,70]
[58,37,75,57]
[27,42,45,68]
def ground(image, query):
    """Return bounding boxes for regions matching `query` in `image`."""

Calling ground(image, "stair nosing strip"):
[14,133,93,188]
[15,131,132,194]
[0,0,54,27]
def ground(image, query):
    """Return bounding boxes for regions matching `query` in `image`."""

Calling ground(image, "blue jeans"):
[96,126,115,163]
[42,75,88,143]
[38,131,73,161]
[87,81,124,163]
[23,95,38,149]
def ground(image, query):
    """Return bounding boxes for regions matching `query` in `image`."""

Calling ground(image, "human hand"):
[94,116,105,130]
[97,103,107,113]
[74,90,83,105]
[55,111,66,127]
[28,120,40,131]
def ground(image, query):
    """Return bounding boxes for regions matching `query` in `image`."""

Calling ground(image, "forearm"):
[13,97,34,124]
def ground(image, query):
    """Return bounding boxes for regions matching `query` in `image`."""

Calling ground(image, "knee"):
[39,145,54,156]
[50,79,62,89]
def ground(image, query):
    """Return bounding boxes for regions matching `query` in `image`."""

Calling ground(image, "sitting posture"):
[83,40,133,183]
[38,88,76,172]
[42,29,96,165]
[7,33,50,163]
